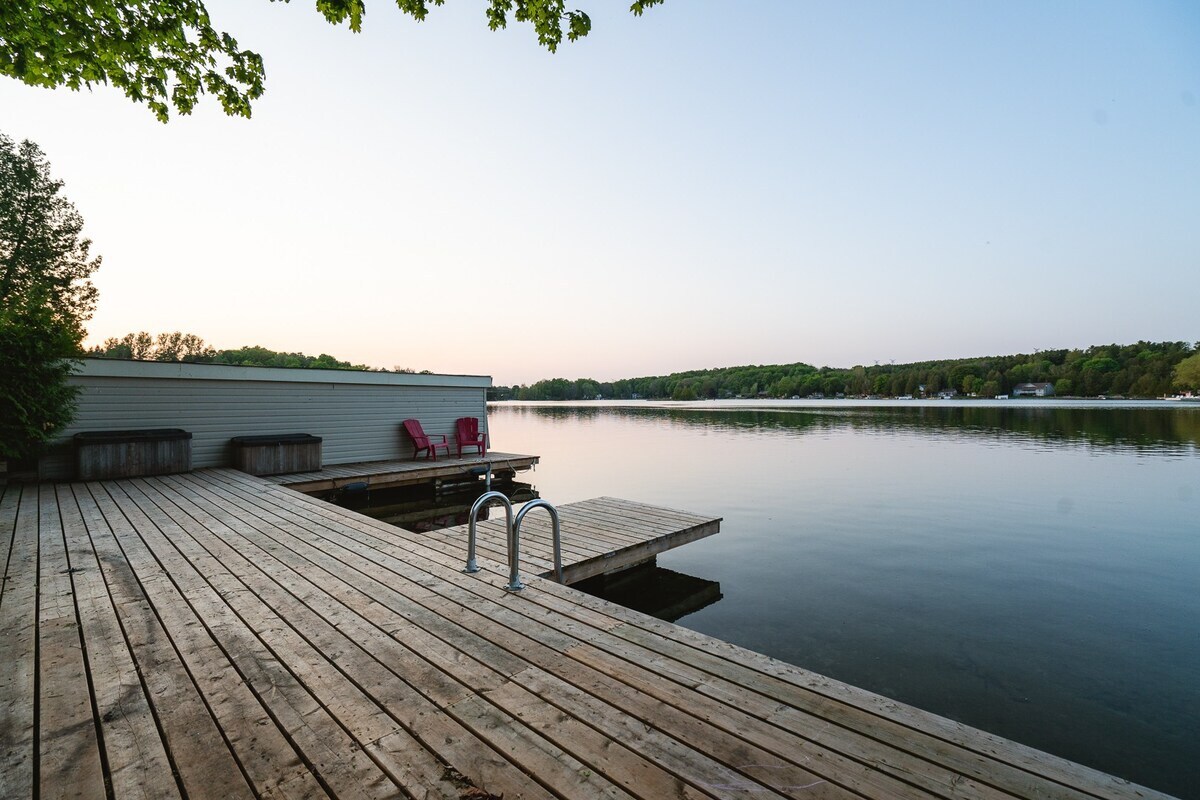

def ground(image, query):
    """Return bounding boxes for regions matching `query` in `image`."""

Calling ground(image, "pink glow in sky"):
[3,2,1197,385]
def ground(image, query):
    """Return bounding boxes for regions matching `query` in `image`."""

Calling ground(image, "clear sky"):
[2,1,1197,385]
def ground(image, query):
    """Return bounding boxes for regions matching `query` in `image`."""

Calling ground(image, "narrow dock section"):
[430,496,722,584]
[259,451,539,493]
[0,470,1178,800]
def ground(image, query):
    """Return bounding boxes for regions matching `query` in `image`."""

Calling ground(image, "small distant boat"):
[995,394,1009,400]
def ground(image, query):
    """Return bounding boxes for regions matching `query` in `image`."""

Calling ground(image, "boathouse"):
[34,358,491,480]
[1012,381,1055,397]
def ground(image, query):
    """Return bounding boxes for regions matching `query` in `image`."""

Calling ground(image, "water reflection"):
[575,563,723,623]
[502,401,1200,454]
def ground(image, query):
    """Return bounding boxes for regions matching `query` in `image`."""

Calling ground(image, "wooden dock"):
[0,470,1177,800]
[259,451,539,493]
[428,496,721,584]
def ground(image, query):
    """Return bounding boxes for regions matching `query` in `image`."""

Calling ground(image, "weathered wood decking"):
[429,496,721,584]
[0,470,1176,800]
[260,452,540,493]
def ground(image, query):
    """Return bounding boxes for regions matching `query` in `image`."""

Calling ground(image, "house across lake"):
[1011,381,1055,397]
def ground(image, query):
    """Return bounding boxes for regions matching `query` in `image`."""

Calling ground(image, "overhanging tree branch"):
[0,0,666,121]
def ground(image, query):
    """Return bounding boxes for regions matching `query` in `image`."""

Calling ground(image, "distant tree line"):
[88,332,381,371]
[498,341,1200,401]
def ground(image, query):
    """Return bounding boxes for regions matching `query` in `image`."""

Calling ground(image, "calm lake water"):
[487,400,1200,799]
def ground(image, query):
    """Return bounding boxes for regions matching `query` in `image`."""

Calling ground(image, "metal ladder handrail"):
[465,491,513,574]
[465,491,562,591]
[510,499,562,590]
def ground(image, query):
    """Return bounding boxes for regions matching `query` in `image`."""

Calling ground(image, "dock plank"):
[117,482,463,800]
[167,473,742,800]
[136,473,560,800]
[171,471,719,799]
[189,477,827,798]
[37,484,106,799]
[116,478,411,800]
[0,485,20,608]
[55,484,180,800]
[515,563,1160,800]
[74,482,257,800]
[1,469,1179,800]
[192,471,949,799]
[262,452,540,493]
[0,487,38,800]
[91,480,325,799]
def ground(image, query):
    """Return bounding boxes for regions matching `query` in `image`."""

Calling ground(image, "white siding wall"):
[38,361,491,479]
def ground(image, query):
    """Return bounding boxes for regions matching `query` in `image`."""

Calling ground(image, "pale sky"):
[2,1,1197,385]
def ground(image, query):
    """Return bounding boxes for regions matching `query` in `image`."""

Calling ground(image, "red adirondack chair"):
[402,418,449,460]
[455,417,487,457]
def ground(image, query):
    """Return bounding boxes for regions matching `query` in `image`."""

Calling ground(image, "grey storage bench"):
[231,433,322,476]
[74,429,193,480]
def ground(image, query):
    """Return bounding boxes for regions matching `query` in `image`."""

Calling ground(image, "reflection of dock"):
[428,495,722,584]
[2,469,1174,800]
[258,451,539,493]
[576,564,724,622]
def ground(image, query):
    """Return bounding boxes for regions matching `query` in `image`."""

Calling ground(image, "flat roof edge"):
[75,358,492,388]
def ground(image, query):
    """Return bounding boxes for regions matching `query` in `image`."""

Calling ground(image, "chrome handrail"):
[510,499,562,590]
[465,491,513,574]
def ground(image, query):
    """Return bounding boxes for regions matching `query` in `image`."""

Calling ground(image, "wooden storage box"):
[231,434,322,476]
[74,429,193,480]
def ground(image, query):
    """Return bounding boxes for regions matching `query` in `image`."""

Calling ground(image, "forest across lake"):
[495,340,1200,401]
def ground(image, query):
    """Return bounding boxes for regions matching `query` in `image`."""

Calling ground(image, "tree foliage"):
[0,133,98,459]
[0,302,83,460]
[1,0,665,122]
[211,344,373,370]
[1174,351,1200,392]
[0,134,99,336]
[96,331,154,360]
[93,331,216,361]
[89,333,376,371]
[508,341,1199,402]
